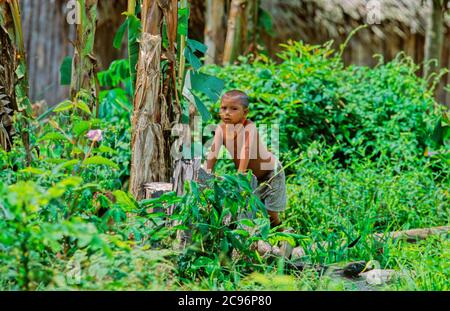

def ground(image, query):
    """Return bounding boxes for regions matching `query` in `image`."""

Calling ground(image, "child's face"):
[219,98,248,124]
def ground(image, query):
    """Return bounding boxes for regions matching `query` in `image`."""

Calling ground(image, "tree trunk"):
[204,0,225,64]
[0,0,32,162]
[223,0,257,65]
[223,0,246,65]
[70,0,99,115]
[424,0,444,78]
[245,0,258,54]
[129,0,169,200]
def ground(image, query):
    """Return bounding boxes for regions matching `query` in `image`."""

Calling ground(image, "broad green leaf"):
[95,145,117,154]
[75,100,91,114]
[258,8,275,36]
[57,176,83,187]
[192,93,211,120]
[187,39,207,54]
[184,47,202,71]
[73,120,91,137]
[232,229,250,237]
[15,62,25,79]
[19,167,47,175]
[127,15,141,91]
[45,158,67,165]
[83,156,119,169]
[60,56,73,85]
[178,7,189,36]
[113,18,128,49]
[54,100,73,112]
[190,71,224,102]
[113,190,138,212]
[38,132,68,142]
[238,218,256,228]
[52,159,80,172]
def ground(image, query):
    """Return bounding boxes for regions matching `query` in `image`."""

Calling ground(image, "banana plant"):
[124,0,224,200]
[69,0,100,117]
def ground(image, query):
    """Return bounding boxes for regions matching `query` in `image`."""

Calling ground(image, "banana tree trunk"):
[204,0,225,64]
[424,0,444,78]
[0,0,32,163]
[70,0,99,115]
[129,0,169,200]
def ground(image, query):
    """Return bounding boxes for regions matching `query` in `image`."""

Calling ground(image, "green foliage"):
[1,34,449,291]
[0,180,108,290]
[168,173,269,281]
[386,236,449,291]
[203,41,442,167]
[60,56,72,86]
[113,14,141,91]
[284,142,449,265]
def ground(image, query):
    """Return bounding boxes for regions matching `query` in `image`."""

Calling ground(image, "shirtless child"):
[205,90,287,230]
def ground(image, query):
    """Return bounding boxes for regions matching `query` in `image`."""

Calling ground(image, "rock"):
[291,246,306,260]
[256,240,272,257]
[279,241,294,258]
[360,269,397,285]
[342,261,368,278]
[272,245,281,256]
[143,182,172,214]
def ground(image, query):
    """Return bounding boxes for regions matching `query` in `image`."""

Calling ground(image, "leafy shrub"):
[203,41,444,167]
[386,236,449,291]
[283,142,449,265]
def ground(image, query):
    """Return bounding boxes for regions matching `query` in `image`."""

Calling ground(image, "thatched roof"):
[261,0,450,41]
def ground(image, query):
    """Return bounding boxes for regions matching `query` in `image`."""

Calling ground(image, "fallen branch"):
[373,226,449,243]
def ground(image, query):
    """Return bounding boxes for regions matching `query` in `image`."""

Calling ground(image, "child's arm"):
[237,124,256,173]
[206,125,223,173]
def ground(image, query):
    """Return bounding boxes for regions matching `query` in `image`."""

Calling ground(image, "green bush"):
[283,142,449,265]
[203,41,443,167]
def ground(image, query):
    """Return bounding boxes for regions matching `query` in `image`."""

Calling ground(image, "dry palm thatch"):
[262,0,449,41]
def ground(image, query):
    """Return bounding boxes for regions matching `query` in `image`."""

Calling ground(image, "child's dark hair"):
[222,89,249,108]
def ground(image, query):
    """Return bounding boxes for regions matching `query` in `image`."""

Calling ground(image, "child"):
[205,90,286,230]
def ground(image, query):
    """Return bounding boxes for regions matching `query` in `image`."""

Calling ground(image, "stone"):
[291,246,306,260]
[360,269,397,285]
[256,240,272,257]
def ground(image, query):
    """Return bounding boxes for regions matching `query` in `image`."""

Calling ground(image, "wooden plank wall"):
[20,0,127,107]
[21,0,72,106]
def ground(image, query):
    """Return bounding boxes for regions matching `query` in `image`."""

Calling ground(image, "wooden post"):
[424,0,445,79]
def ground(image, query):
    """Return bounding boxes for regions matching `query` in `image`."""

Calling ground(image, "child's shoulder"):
[243,119,258,132]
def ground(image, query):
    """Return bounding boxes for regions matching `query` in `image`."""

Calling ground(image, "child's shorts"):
[252,162,287,213]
